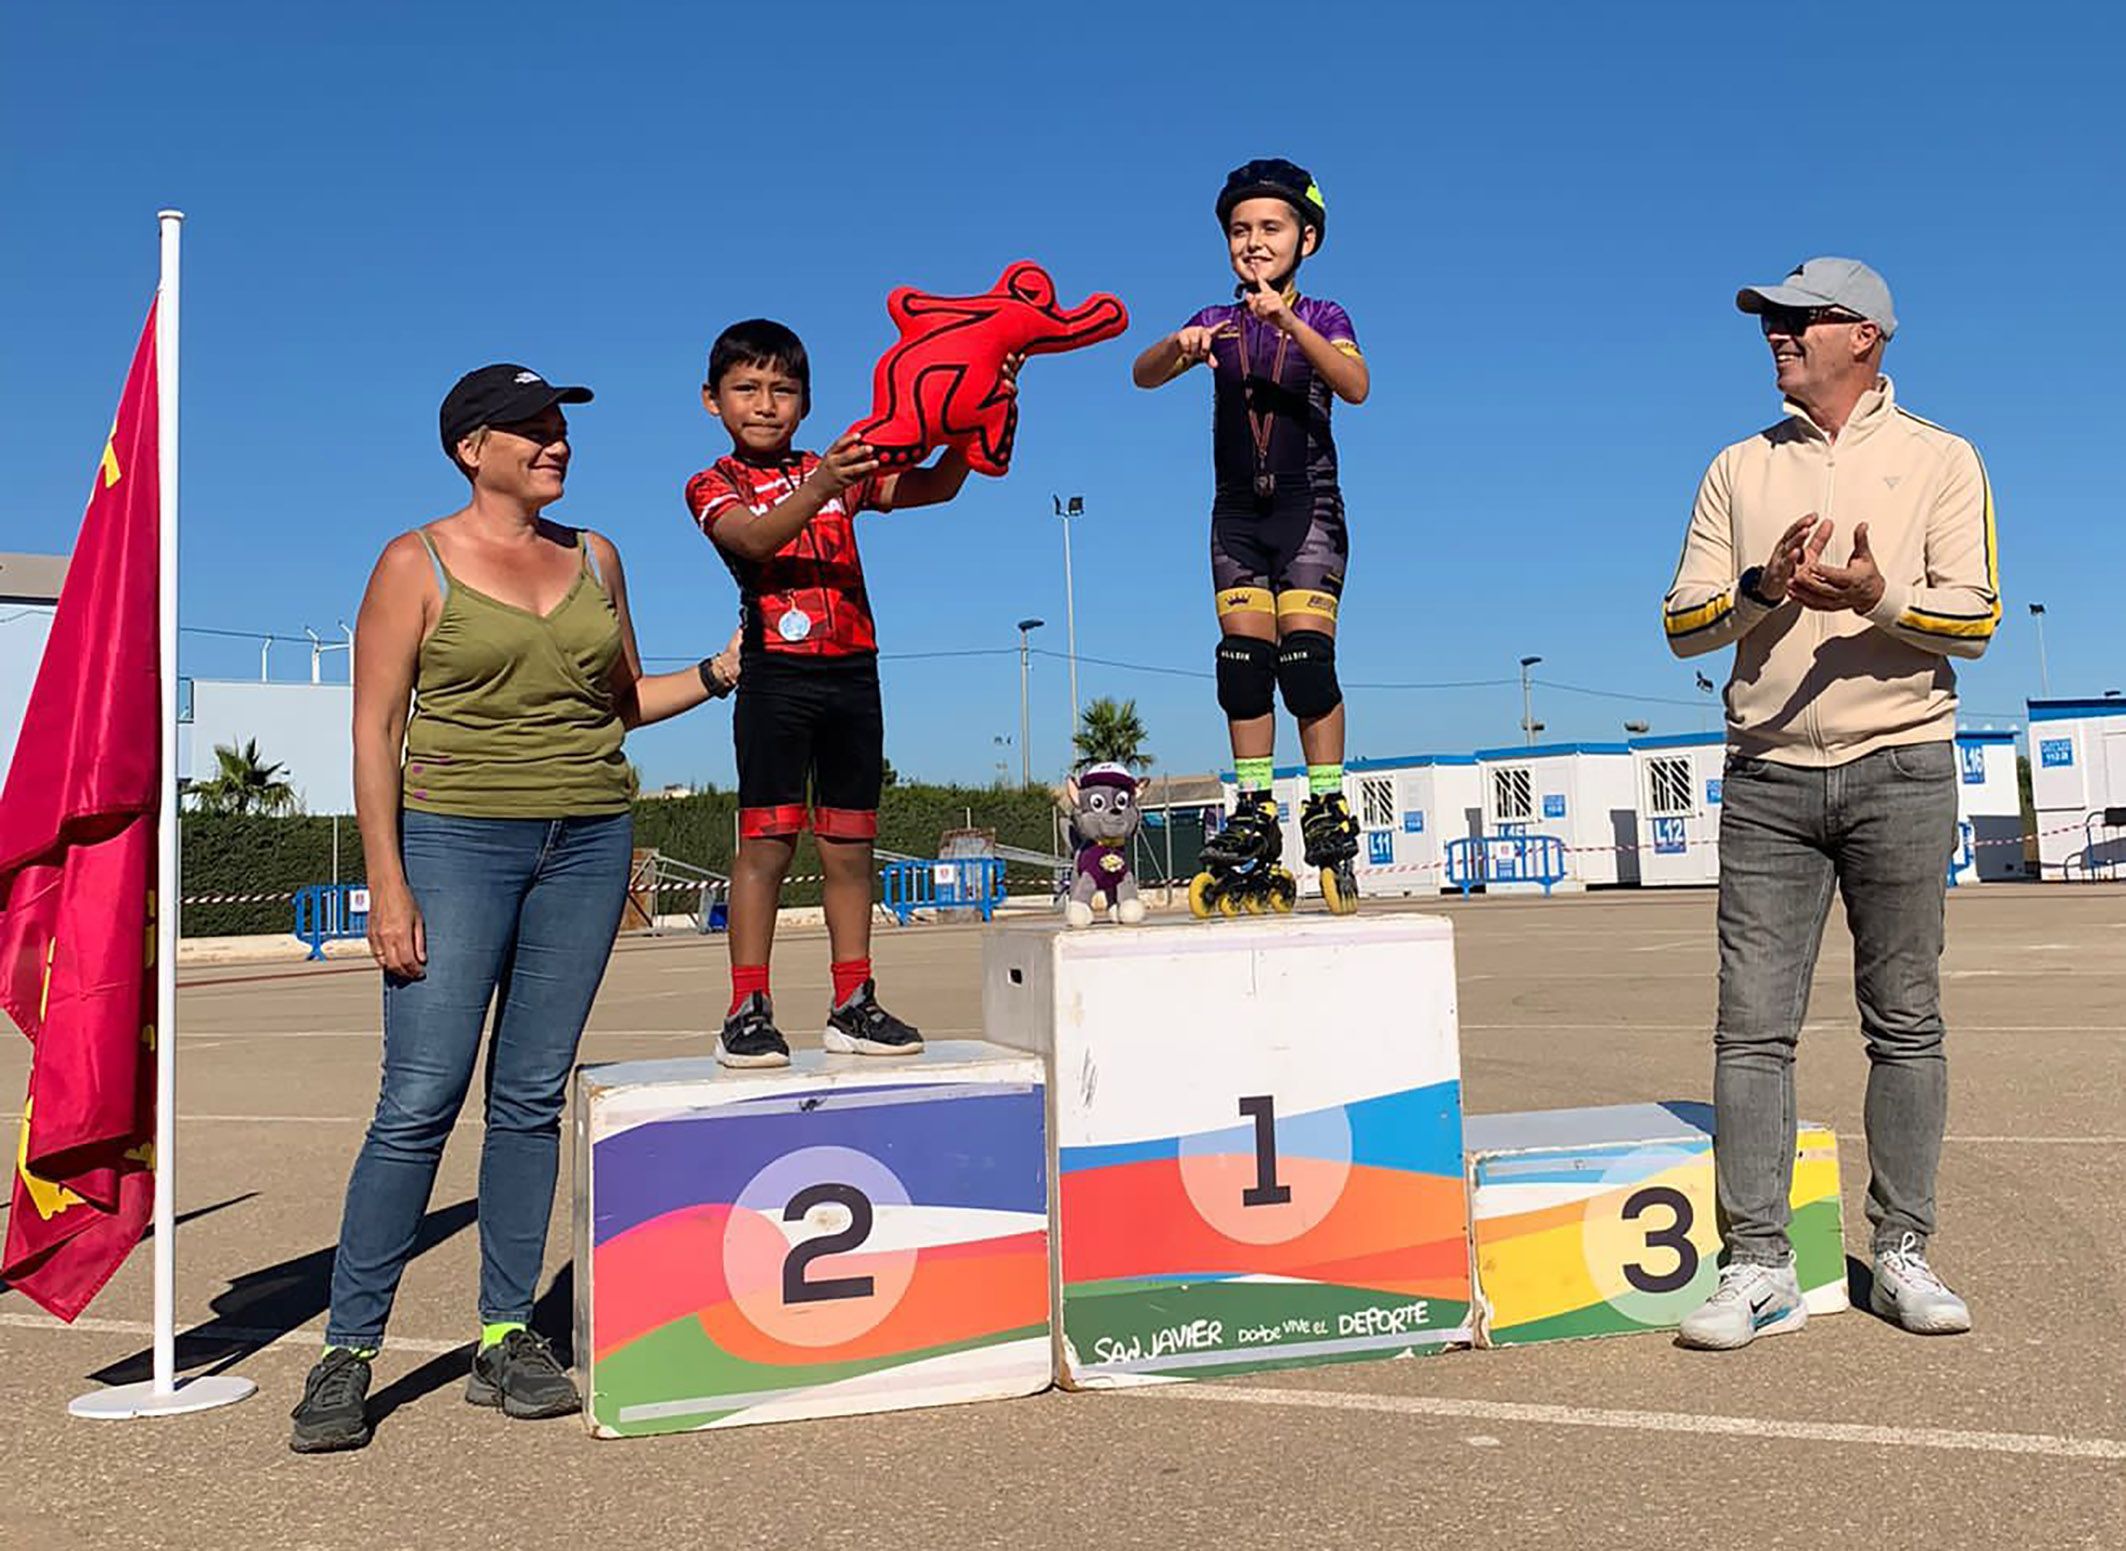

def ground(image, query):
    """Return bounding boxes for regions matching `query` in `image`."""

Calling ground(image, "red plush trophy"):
[847,261,1129,477]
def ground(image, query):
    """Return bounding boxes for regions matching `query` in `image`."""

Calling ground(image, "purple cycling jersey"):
[1184,295,1359,505]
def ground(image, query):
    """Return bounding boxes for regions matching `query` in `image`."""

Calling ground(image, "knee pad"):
[1277,630,1342,719]
[1215,635,1278,720]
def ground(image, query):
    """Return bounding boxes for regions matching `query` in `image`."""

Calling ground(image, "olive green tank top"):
[401,527,635,818]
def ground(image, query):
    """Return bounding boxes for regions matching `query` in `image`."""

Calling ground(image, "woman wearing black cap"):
[291,365,737,1453]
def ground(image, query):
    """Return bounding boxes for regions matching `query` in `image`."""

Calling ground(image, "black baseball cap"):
[438,364,593,459]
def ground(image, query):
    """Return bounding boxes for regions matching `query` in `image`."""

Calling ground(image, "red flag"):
[0,306,162,1320]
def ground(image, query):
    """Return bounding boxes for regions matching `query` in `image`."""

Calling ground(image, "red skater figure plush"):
[848,261,1129,477]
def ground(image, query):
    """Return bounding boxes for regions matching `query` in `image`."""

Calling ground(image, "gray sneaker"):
[465,1328,580,1419]
[1871,1232,1972,1334]
[1677,1260,1807,1350]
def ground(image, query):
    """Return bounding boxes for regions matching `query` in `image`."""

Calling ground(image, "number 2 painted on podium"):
[1620,1185,1697,1294]
[1238,1095,1292,1207]
[782,1182,876,1304]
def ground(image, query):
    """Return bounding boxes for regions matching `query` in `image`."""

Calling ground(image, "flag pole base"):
[69,1373,256,1420]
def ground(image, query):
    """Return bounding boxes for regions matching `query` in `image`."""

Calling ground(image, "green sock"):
[324,1343,377,1361]
[1235,756,1275,796]
[1307,763,1345,796]
[480,1321,525,1351]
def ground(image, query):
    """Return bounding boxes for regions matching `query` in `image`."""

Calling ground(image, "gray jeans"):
[1713,741,1958,1266]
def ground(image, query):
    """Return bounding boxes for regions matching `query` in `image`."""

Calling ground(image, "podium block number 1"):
[1239,1096,1291,1207]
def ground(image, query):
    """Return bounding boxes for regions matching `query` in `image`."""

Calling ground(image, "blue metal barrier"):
[1443,833,1569,896]
[880,858,1007,925]
[293,882,370,960]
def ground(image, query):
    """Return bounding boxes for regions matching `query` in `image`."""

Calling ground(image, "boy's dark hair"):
[706,319,811,414]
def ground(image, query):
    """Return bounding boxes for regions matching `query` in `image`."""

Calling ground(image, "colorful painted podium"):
[983,916,1471,1386]
[1466,1102,1848,1347]
[572,1043,1051,1436]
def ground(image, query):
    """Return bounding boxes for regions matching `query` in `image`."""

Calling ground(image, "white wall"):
[186,679,354,815]
[0,605,57,785]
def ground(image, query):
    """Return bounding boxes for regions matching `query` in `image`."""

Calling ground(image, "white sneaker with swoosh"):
[1678,1261,1807,1350]
[1871,1233,1972,1334]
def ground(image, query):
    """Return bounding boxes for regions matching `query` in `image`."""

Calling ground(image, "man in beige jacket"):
[1664,257,1998,1349]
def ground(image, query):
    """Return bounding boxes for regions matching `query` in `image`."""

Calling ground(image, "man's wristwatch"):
[1740,566,1780,608]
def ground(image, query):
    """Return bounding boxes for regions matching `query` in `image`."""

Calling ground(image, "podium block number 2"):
[1179,1095,1353,1246]
[727,1145,918,1347]
[783,1183,876,1304]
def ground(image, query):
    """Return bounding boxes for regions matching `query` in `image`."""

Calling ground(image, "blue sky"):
[4,1,2118,787]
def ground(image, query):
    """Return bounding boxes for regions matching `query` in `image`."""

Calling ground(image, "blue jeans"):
[1712,743,1958,1267]
[326,811,632,1349]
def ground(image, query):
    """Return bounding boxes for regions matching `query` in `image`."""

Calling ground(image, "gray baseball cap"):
[1736,257,1897,337]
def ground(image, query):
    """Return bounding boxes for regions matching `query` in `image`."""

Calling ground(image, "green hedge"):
[179,784,1063,936]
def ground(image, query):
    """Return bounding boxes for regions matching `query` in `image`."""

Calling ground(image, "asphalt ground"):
[2,885,2121,1550]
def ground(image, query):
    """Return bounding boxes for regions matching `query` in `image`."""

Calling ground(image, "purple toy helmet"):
[1075,762,1138,793]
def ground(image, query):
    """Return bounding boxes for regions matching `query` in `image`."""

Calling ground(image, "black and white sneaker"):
[464,1328,580,1420]
[717,992,791,1068]
[289,1347,373,1454]
[823,980,924,1056]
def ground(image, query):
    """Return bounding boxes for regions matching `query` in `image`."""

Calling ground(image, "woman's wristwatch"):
[697,655,735,699]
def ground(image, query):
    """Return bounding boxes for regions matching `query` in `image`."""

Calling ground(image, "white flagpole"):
[71,211,254,1419]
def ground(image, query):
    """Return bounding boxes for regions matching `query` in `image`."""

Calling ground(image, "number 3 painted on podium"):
[1620,1185,1698,1294]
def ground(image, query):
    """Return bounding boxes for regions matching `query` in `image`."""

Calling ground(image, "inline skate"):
[1301,789,1361,915]
[1189,793,1297,918]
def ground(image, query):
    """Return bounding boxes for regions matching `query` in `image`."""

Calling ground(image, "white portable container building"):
[2027,698,2126,881]
[1629,733,1726,887]
[1950,729,2028,884]
[1472,742,1641,889]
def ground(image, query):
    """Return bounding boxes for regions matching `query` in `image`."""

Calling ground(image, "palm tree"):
[1072,697,1154,773]
[191,738,299,817]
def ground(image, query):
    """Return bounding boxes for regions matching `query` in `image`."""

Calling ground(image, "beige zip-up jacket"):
[1663,376,2000,767]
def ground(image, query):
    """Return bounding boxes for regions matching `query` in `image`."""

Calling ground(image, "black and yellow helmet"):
[1215,158,1327,248]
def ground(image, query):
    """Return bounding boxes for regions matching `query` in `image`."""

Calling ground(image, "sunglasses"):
[1758,304,1866,336]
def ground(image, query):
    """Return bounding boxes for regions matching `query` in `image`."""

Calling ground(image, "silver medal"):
[778,607,813,642]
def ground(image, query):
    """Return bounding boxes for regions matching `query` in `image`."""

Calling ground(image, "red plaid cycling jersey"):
[685,452,881,657]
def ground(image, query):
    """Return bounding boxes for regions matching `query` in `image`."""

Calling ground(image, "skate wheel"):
[1217,892,1243,919]
[1269,876,1297,913]
[1241,892,1268,915]
[1320,865,1359,917]
[1187,874,1218,920]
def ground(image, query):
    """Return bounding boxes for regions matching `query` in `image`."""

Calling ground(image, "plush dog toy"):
[848,262,1129,478]
[1063,762,1146,928]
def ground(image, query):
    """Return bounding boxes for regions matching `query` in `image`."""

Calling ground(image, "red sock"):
[730,964,770,1015]
[831,958,871,1006]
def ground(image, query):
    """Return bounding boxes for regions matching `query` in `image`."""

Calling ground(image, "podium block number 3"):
[1179,1095,1353,1246]
[1619,1185,1697,1294]
[1579,1149,1719,1323]
[726,1145,919,1346]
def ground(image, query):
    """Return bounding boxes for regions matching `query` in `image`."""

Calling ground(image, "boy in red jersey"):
[685,319,1005,1067]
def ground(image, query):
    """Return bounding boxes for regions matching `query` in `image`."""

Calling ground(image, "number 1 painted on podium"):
[1238,1095,1291,1207]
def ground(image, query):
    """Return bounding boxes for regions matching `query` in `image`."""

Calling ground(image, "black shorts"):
[733,652,884,840]
[1209,488,1348,622]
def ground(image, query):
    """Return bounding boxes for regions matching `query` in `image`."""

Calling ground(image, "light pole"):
[1695,670,1717,733]
[1518,656,1542,745]
[2029,602,2051,697]
[1055,495,1083,751]
[1016,616,1045,786]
